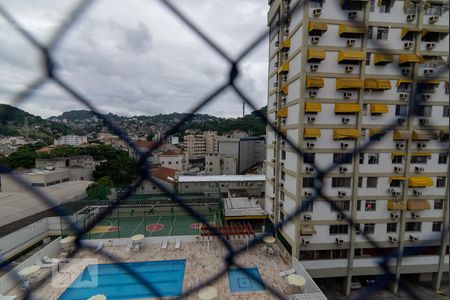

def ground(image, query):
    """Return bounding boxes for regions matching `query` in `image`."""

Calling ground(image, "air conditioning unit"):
[417,143,426,149]
[390,213,400,219]
[429,16,439,24]
[407,14,416,22]
[280,182,284,188]
[422,94,431,100]
[272,140,277,144]
[304,191,313,197]
[411,212,420,218]
[281,118,287,125]
[339,166,348,173]
[281,74,288,82]
[274,61,279,68]
[345,66,353,73]
[397,118,406,125]
[305,167,314,173]
[396,142,405,149]
[413,190,422,196]
[307,142,315,148]
[337,213,344,220]
[302,238,311,245]
[391,190,401,197]
[309,90,317,98]
[312,8,322,17]
[274,120,278,126]
[340,143,349,149]
[270,196,275,200]
[283,52,289,60]
[272,101,278,107]
[280,162,285,167]
[394,166,403,173]
[342,117,350,124]
[404,42,413,49]
[347,39,356,47]
[281,140,286,146]
[283,28,289,36]
[310,64,319,72]
[275,41,280,47]
[343,92,352,98]
[311,36,320,44]
[402,68,411,76]
[409,235,419,242]
[415,166,424,173]
[274,81,278,87]
[307,116,316,123]
[279,201,284,208]
[303,214,312,221]
[348,11,357,19]
[281,96,287,104]
[338,191,347,197]
[271,178,275,182]
[271,159,276,163]
[399,93,409,100]
[419,118,429,126]
[426,43,436,50]
[389,236,398,243]
[335,237,344,244]
[424,69,434,76]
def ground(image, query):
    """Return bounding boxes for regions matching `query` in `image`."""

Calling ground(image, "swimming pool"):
[227,267,265,293]
[59,259,185,299]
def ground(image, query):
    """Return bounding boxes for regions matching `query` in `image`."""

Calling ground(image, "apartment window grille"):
[443,106,449,117]
[369,0,375,12]
[387,223,397,233]
[438,153,448,164]
[358,177,363,188]
[357,200,361,210]
[303,200,314,212]
[331,177,352,188]
[397,82,411,92]
[436,176,446,188]
[395,105,408,116]
[432,221,442,232]
[366,177,378,188]
[303,177,315,187]
[392,155,403,164]
[331,200,350,211]
[411,155,428,164]
[368,153,379,164]
[363,223,375,234]
[405,222,422,232]
[424,3,444,16]
[281,150,286,160]
[329,224,349,235]
[376,27,389,40]
[355,223,361,234]
[304,153,315,164]
[416,105,432,117]
[333,153,352,164]
[370,132,384,141]
[359,153,365,164]
[390,179,402,187]
[434,199,444,209]
[365,200,377,211]
[379,0,392,13]
[367,26,373,39]
[354,248,362,257]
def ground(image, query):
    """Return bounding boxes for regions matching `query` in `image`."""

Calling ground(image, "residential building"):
[158,150,187,171]
[218,136,265,174]
[35,155,94,170]
[266,0,448,294]
[184,131,218,159]
[53,135,88,146]
[205,153,238,175]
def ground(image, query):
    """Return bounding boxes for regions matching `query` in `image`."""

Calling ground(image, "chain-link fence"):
[0,0,448,299]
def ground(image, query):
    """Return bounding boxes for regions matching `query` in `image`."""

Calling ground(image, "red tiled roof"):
[150,167,176,183]
[136,140,157,148]
[36,146,51,153]
[160,150,180,156]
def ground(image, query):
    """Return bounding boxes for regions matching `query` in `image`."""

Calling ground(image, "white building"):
[266,0,448,295]
[184,131,218,159]
[53,135,88,146]
[158,150,185,171]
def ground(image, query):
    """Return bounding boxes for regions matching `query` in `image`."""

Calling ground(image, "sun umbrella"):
[198,286,218,300]
[287,274,306,287]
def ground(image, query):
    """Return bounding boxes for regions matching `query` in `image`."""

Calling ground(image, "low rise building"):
[35,155,94,170]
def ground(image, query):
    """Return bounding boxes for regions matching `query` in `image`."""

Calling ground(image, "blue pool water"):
[227,267,265,292]
[59,259,185,300]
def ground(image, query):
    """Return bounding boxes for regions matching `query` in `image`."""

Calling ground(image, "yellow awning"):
[407,199,431,210]
[370,104,388,114]
[335,103,360,113]
[278,62,289,73]
[277,107,288,118]
[336,78,364,90]
[412,130,439,141]
[281,85,288,94]
[280,128,287,136]
[391,152,406,158]
[333,129,360,140]
[369,128,385,136]
[389,176,407,182]
[339,24,366,36]
[304,128,321,138]
[300,225,316,236]
[408,176,433,187]
[393,130,412,140]
[396,79,413,87]
[422,29,449,39]
[399,54,420,65]
[387,200,406,211]
[411,152,432,157]
[306,77,324,88]
[401,27,422,39]
[338,51,365,63]
[423,80,440,85]
[281,38,291,49]
[307,49,326,62]
[374,53,393,65]
[304,102,322,113]
[364,79,392,90]
[308,22,328,33]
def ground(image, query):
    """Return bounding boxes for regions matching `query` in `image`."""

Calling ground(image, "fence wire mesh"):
[0,0,448,299]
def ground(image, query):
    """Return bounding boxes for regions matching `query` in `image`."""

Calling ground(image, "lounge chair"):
[161,239,168,249]
[42,255,59,264]
[37,261,53,268]
[279,268,295,277]
[19,281,30,290]
[94,241,104,253]
[175,238,181,249]
[133,244,141,252]
[125,240,134,252]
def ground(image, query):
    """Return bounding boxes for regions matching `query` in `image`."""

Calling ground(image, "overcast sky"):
[0,0,268,118]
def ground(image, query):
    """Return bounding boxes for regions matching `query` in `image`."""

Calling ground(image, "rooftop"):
[178,175,265,183]
[224,197,266,218]
[150,167,176,182]
[160,149,181,156]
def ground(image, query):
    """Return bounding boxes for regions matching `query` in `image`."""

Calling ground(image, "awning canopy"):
[304,128,321,138]
[407,199,431,211]
[411,152,432,157]
[369,128,385,136]
[396,79,413,87]
[334,103,361,113]
[412,130,439,141]
[307,49,326,62]
[374,53,393,65]
[300,225,316,236]
[277,107,288,118]
[389,176,406,182]
[338,51,365,63]
[399,54,420,65]
[387,200,406,211]
[281,85,289,95]
[333,128,360,140]
[393,130,412,140]
[278,62,289,73]
[305,102,322,113]
[339,24,366,37]
[281,38,291,49]
[408,176,433,187]
[364,79,392,90]
[370,104,388,114]
[391,152,406,158]
[336,78,364,90]
[401,27,422,40]
[308,22,328,34]
[306,77,324,88]
[422,29,449,40]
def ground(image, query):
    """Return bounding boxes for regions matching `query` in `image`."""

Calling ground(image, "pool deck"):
[7,239,305,299]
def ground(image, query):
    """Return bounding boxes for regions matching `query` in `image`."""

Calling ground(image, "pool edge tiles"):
[227,267,266,293]
[58,259,186,300]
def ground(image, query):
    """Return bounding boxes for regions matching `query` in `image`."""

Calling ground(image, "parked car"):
[350,281,362,290]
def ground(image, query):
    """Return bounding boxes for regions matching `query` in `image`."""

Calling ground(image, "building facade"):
[218,137,265,174]
[266,0,448,294]
[53,135,88,146]
[185,131,218,159]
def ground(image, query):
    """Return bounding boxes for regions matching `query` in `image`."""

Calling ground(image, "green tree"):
[3,142,47,169]
[86,176,113,200]
[94,154,137,186]
[146,133,155,141]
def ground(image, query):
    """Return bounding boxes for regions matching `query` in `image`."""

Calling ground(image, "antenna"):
[242,102,245,117]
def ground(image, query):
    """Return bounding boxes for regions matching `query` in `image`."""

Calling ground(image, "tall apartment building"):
[265,0,448,295]
[53,135,88,146]
[185,131,218,159]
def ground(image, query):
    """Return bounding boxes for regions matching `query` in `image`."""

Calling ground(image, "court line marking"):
[130,217,145,236]
[96,219,117,239]
[169,216,176,236]
[149,216,162,237]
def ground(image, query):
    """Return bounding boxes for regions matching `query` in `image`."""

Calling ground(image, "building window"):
[376,27,389,40]
[310,0,323,8]
[368,153,379,164]
[395,105,408,116]
[281,150,286,160]
[364,223,375,234]
[359,153,365,164]
[424,3,444,16]
[443,106,449,117]
[333,153,352,164]
[329,225,349,235]
[379,0,392,13]
[366,177,378,188]
[358,177,363,188]
[331,200,350,211]
[432,221,442,232]
[436,176,446,188]
[281,171,285,181]
[303,200,314,212]
[280,211,284,222]
[369,0,375,12]
[331,177,352,188]
[390,179,402,187]
[392,155,403,164]
[367,26,373,39]
[416,106,432,117]
[397,82,411,92]
[387,223,397,233]
[303,177,314,188]
[434,199,444,209]
[411,155,428,164]
[365,200,376,211]
[405,222,422,232]
[366,53,371,65]
[357,200,361,211]
[304,153,315,164]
